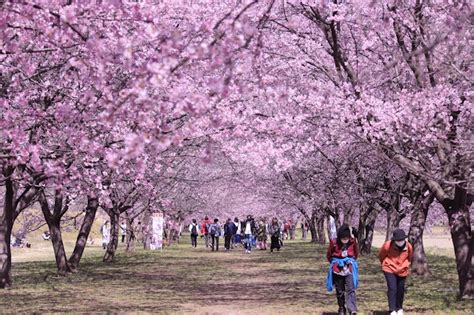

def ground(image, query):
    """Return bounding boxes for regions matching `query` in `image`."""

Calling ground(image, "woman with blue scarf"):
[326,224,359,315]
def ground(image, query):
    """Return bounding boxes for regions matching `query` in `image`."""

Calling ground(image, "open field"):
[2,232,473,314]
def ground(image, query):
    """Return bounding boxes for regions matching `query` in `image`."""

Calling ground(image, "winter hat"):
[337,224,351,240]
[391,229,407,241]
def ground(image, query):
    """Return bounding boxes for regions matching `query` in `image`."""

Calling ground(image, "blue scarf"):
[326,257,359,292]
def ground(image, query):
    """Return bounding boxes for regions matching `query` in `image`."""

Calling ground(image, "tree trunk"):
[385,208,402,241]
[335,208,343,230]
[309,213,319,243]
[316,216,326,245]
[142,209,152,250]
[358,206,378,255]
[69,197,98,270]
[1,166,42,288]
[383,191,404,241]
[125,212,135,252]
[444,186,473,299]
[309,222,318,243]
[103,212,119,263]
[39,191,71,275]
[0,216,12,289]
[360,219,376,254]
[0,171,15,288]
[48,219,72,275]
[408,192,434,276]
[343,207,355,226]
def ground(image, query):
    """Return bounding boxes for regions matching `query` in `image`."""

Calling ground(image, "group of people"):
[188,215,287,253]
[189,217,413,315]
[327,224,413,315]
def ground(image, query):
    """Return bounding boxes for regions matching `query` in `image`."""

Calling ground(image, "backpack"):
[210,224,220,236]
[191,224,197,236]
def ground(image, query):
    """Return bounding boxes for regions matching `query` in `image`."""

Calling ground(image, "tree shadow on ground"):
[2,241,473,313]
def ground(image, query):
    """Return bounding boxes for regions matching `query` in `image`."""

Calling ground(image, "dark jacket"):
[224,222,234,236]
[268,223,281,237]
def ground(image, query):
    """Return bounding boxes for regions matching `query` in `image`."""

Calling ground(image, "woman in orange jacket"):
[378,229,413,315]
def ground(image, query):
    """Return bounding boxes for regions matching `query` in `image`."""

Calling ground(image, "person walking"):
[209,218,221,252]
[283,221,290,240]
[326,224,358,315]
[100,221,110,250]
[268,217,281,252]
[242,215,256,254]
[378,229,413,315]
[232,217,240,248]
[301,222,309,240]
[257,220,267,250]
[189,219,200,248]
[289,219,296,240]
[224,218,234,251]
[201,216,212,248]
[120,221,127,243]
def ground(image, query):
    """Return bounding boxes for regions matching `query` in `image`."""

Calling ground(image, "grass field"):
[2,232,473,314]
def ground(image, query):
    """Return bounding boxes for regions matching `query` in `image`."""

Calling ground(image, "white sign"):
[150,212,164,250]
[329,216,337,241]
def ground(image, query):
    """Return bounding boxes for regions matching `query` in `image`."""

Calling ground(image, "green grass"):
[1,238,473,314]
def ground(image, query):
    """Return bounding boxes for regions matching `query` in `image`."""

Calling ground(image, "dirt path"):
[3,240,473,314]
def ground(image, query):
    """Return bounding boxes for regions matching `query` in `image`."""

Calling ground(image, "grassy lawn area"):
[2,238,473,314]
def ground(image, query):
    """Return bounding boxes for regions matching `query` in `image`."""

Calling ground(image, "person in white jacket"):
[189,219,200,248]
[101,221,110,249]
[232,217,241,247]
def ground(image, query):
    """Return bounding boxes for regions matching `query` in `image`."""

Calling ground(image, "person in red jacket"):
[200,216,212,248]
[378,229,413,315]
[327,224,359,315]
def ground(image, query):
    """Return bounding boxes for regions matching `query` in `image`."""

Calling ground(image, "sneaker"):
[390,311,397,315]
[397,310,404,315]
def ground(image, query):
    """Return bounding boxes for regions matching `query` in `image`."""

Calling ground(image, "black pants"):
[270,235,280,251]
[224,234,231,250]
[121,235,125,243]
[191,234,197,247]
[384,272,406,312]
[333,273,357,313]
[211,235,219,251]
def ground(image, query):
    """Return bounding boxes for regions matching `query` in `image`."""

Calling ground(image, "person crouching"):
[326,224,358,315]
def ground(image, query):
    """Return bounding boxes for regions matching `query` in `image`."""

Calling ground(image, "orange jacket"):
[378,241,413,277]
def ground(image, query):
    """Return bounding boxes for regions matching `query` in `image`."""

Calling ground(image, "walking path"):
[3,240,472,314]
